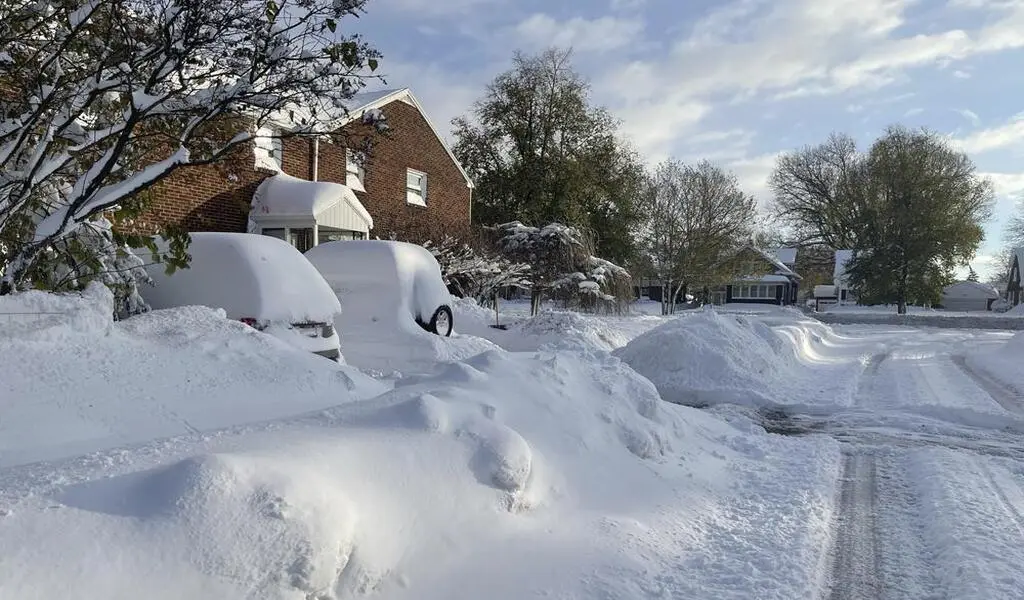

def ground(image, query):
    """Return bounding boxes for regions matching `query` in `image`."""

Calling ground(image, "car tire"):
[429,305,454,337]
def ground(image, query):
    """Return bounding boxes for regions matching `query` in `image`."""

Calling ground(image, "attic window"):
[406,169,426,206]
[346,149,366,192]
[254,127,282,172]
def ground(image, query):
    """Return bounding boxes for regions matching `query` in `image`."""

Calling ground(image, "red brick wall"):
[133,97,472,241]
[335,100,472,243]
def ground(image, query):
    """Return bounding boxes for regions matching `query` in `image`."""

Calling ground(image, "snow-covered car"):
[304,240,454,337]
[139,232,342,360]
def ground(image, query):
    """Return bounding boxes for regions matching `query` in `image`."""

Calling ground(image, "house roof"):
[337,88,475,190]
[772,247,797,266]
[251,172,373,231]
[942,280,1000,299]
[266,88,475,190]
[748,245,801,279]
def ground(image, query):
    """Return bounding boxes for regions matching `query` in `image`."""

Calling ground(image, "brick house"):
[135,88,474,250]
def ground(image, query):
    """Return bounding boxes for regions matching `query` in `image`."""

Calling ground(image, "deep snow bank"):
[614,307,869,409]
[453,298,666,353]
[0,286,384,467]
[964,330,1024,395]
[1,344,842,600]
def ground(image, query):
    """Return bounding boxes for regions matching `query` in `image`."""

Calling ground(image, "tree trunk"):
[531,288,542,316]
[672,281,687,313]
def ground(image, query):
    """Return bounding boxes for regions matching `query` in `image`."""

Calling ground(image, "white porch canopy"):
[250,173,373,238]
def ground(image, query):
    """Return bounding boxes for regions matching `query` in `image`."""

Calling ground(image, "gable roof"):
[339,88,474,190]
[942,280,999,299]
[737,244,802,279]
[772,247,797,266]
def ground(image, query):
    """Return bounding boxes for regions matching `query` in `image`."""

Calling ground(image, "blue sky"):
[350,0,1024,278]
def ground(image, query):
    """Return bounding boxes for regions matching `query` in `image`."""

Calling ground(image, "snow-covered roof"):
[737,274,793,283]
[942,280,1000,299]
[748,246,801,279]
[772,247,797,266]
[834,250,854,281]
[814,285,837,298]
[251,173,373,232]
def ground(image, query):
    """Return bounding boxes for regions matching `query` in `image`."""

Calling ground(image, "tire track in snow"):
[950,355,1024,416]
[828,451,881,600]
[975,458,1024,544]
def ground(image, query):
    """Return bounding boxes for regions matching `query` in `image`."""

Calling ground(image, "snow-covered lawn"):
[6,286,1024,599]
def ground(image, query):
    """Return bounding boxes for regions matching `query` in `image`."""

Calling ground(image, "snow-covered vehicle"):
[139,232,342,360]
[304,240,454,337]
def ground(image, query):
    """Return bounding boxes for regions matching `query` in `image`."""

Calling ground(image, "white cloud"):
[610,0,646,9]
[513,14,644,53]
[983,172,1024,197]
[953,69,972,78]
[727,152,782,210]
[956,108,982,126]
[904,107,924,117]
[373,0,496,16]
[956,114,1024,153]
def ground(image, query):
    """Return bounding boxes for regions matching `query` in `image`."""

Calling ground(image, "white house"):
[941,280,1000,312]
[833,249,856,305]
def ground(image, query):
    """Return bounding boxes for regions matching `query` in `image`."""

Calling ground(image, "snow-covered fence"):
[810,310,1024,331]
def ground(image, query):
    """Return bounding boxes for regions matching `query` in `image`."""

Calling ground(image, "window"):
[261,228,286,241]
[733,284,779,300]
[287,228,314,253]
[406,169,427,206]
[346,149,366,192]
[319,229,365,243]
[253,127,282,172]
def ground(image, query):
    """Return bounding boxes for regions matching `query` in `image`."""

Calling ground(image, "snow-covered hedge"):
[489,221,633,315]
[422,235,530,304]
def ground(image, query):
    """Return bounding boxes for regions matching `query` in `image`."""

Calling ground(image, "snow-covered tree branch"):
[0,0,382,293]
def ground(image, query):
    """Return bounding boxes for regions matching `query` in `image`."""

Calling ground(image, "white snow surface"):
[0,291,846,600]
[0,285,382,468]
[615,306,871,409]
[142,232,341,325]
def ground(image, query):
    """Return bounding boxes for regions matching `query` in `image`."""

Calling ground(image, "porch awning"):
[251,173,373,233]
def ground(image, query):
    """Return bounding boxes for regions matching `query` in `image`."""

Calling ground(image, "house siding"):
[127,95,471,242]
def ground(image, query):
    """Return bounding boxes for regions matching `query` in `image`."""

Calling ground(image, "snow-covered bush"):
[422,235,530,305]
[489,221,633,315]
[26,217,151,318]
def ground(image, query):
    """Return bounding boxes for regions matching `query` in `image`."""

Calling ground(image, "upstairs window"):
[406,169,427,206]
[253,127,282,172]
[346,148,366,192]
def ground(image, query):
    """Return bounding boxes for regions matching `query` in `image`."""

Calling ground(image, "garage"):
[941,280,1000,312]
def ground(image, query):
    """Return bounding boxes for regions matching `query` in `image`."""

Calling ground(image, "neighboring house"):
[715,245,802,306]
[1006,247,1024,306]
[833,249,856,305]
[941,281,1000,312]
[133,88,474,250]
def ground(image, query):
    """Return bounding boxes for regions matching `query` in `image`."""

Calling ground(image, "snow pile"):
[1,346,842,600]
[0,294,384,467]
[0,281,114,342]
[964,330,1024,394]
[614,307,865,409]
[452,296,500,330]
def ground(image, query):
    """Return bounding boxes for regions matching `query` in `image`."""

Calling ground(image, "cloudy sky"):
[350,0,1024,278]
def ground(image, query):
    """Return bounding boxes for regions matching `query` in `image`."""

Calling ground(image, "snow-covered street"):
[4,292,1024,599]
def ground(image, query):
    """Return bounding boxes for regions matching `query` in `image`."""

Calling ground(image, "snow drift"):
[1,323,842,600]
[0,285,384,467]
[614,307,868,409]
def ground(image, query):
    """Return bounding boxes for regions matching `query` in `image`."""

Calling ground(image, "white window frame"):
[406,168,427,206]
[733,284,779,300]
[346,148,366,192]
[253,127,282,172]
